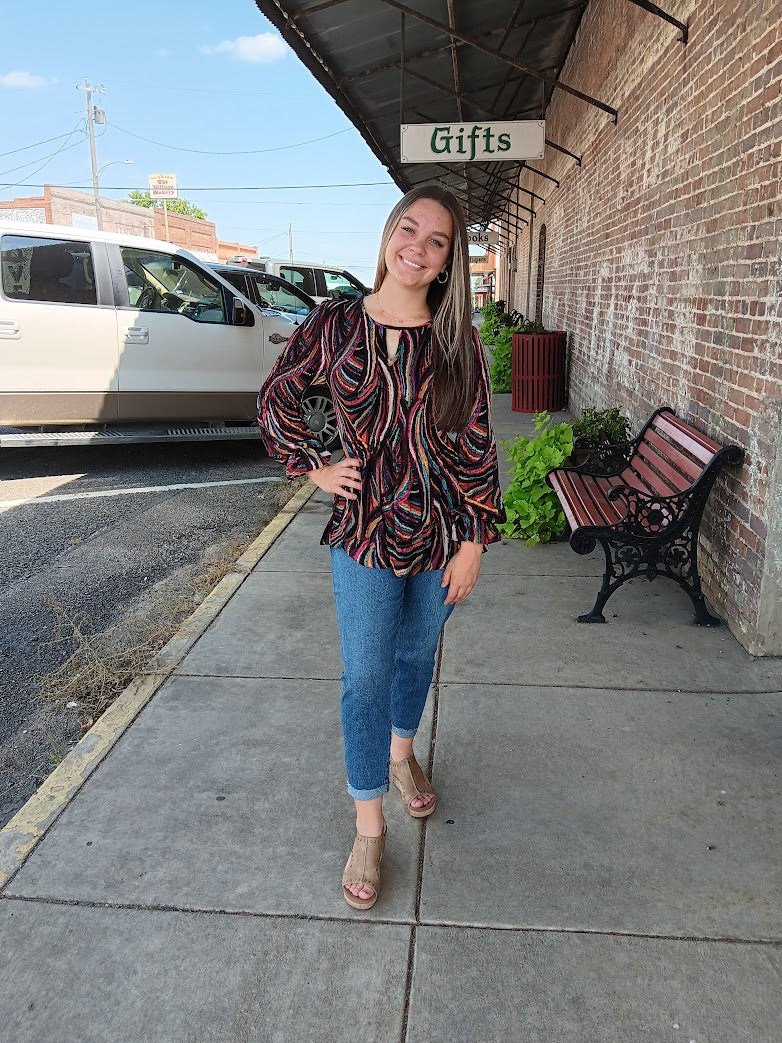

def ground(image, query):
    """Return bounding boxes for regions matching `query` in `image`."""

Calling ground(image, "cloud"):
[201,33,287,63]
[0,70,56,88]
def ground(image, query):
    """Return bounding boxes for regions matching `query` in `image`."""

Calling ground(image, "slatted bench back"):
[622,410,722,500]
[547,408,733,535]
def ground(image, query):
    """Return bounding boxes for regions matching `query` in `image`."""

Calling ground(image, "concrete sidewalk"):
[1,395,781,1042]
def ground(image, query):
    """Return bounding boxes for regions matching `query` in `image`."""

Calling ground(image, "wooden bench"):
[546,407,744,625]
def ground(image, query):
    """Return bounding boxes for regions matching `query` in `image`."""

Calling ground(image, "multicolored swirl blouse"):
[257,297,505,576]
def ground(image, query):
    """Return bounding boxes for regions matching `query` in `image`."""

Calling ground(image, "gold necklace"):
[374,294,430,326]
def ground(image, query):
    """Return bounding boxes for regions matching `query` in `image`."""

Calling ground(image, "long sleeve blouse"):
[257,297,505,576]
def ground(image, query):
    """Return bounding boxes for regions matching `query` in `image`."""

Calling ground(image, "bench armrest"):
[606,483,694,536]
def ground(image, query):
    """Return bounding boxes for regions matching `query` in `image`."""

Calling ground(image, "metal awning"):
[252,0,618,233]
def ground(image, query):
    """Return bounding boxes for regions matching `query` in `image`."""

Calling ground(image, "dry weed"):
[36,596,182,731]
[34,531,267,732]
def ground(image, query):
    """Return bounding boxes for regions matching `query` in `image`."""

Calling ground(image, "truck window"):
[322,268,364,300]
[278,265,317,298]
[1,234,96,305]
[121,247,227,323]
[249,274,312,317]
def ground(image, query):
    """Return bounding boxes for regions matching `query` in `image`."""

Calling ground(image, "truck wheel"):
[302,386,340,452]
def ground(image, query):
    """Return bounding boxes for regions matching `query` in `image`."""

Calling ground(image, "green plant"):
[487,318,548,393]
[499,411,574,545]
[488,325,515,392]
[127,190,208,220]
[572,406,631,446]
[479,300,514,344]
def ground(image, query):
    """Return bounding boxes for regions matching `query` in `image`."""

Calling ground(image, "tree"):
[127,190,207,221]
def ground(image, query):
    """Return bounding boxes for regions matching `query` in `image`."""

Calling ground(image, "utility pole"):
[288,223,293,261]
[77,79,105,229]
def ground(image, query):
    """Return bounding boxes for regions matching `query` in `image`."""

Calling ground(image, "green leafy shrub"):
[572,406,632,446]
[488,325,515,393]
[499,412,574,545]
[487,318,548,394]
[479,300,514,345]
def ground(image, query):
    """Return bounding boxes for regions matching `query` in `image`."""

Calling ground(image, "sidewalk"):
[1,394,781,1042]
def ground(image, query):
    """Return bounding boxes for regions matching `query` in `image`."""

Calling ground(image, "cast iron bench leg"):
[577,540,620,623]
[578,529,722,626]
[660,528,722,626]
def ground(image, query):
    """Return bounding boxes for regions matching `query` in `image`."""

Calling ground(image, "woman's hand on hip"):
[307,458,362,500]
[442,541,483,605]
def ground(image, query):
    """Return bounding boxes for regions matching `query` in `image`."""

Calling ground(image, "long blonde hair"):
[373,184,475,432]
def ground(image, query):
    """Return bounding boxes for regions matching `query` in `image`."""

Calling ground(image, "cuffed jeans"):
[330,547,454,800]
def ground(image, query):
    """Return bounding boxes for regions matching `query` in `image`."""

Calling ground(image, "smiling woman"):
[257,183,505,912]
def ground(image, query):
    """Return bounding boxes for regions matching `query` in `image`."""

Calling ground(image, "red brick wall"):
[502,0,781,652]
[216,240,259,263]
[0,194,51,222]
[153,209,218,258]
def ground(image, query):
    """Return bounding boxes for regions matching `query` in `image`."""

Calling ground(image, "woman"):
[258,184,504,910]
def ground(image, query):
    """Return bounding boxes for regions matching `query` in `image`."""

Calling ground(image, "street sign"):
[148,173,178,200]
[467,230,499,246]
[400,121,545,163]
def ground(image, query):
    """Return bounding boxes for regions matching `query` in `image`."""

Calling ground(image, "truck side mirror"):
[232,297,254,326]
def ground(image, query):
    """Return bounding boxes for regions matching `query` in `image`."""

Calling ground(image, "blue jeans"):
[330,547,454,800]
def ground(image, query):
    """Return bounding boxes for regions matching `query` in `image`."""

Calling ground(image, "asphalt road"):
[0,437,291,828]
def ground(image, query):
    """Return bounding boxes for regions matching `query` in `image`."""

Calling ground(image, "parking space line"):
[0,476,285,510]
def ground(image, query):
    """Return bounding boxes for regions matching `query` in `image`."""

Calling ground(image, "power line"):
[0,130,86,179]
[0,128,83,159]
[0,124,86,188]
[107,119,351,156]
[3,181,393,191]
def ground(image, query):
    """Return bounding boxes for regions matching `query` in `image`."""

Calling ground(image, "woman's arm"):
[452,328,506,545]
[257,304,333,479]
[442,330,506,604]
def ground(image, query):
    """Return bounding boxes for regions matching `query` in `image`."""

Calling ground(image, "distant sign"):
[72,212,99,230]
[148,173,178,200]
[401,121,545,164]
[467,230,499,247]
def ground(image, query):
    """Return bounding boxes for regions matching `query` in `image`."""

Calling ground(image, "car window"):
[121,247,227,323]
[248,274,312,317]
[322,268,363,300]
[1,234,97,305]
[278,265,317,298]
[217,269,252,302]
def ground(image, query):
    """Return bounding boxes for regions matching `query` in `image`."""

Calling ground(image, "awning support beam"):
[378,0,618,120]
[627,0,688,43]
[522,164,560,187]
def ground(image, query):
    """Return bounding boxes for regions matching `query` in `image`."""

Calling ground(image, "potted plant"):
[570,406,632,468]
[478,303,547,395]
[511,322,567,413]
[499,411,574,545]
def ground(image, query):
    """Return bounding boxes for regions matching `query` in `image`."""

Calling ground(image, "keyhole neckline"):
[363,305,431,331]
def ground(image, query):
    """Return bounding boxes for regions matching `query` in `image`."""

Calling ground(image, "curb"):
[0,479,318,890]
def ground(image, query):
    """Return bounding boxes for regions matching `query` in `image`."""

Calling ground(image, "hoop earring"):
[437,269,449,284]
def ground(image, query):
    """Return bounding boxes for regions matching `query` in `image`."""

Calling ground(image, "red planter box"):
[511,331,567,413]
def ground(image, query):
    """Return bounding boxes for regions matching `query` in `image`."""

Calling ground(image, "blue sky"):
[0,0,404,281]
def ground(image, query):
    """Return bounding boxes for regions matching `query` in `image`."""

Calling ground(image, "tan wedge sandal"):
[342,823,386,911]
[390,754,437,818]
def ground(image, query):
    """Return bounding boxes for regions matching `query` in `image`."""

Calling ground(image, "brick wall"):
[216,240,260,263]
[501,0,781,653]
[0,195,50,223]
[153,209,218,259]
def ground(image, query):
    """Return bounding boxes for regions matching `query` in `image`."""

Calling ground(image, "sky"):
[0,0,406,283]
